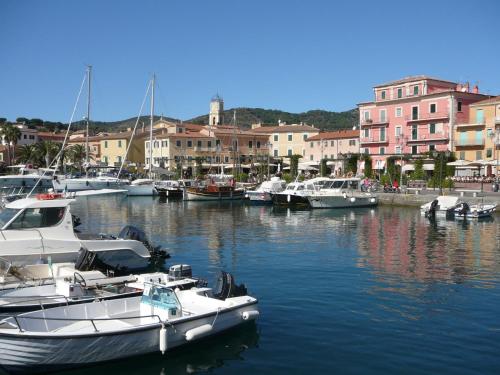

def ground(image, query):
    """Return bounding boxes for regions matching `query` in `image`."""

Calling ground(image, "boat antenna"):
[27,68,88,197]
[117,78,152,179]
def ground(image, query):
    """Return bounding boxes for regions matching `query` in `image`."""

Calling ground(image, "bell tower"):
[209,94,224,126]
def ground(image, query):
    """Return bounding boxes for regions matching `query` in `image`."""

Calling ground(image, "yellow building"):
[99,131,148,167]
[454,96,500,175]
[251,122,319,158]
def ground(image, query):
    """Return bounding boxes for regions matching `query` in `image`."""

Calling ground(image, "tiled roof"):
[252,125,318,133]
[470,95,500,106]
[373,75,457,88]
[37,132,66,140]
[307,129,359,141]
[155,131,212,140]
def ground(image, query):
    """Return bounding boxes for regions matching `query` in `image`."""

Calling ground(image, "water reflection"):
[356,207,500,284]
[60,323,259,375]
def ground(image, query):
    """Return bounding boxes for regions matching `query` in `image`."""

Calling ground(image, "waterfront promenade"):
[378,189,500,211]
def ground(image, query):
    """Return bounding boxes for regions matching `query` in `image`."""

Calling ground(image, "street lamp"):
[489,127,500,184]
[432,150,451,195]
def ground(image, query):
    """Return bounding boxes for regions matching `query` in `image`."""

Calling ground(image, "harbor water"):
[4,195,500,374]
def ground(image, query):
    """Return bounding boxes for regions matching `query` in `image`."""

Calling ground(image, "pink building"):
[304,129,359,175]
[357,76,489,173]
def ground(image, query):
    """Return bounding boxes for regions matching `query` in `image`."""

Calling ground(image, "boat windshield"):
[0,208,19,228]
[141,284,181,311]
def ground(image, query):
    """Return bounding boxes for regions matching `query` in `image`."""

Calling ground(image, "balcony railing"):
[455,139,485,147]
[405,112,449,122]
[406,134,449,143]
[194,146,217,152]
[456,121,486,128]
[360,118,389,126]
[360,137,389,144]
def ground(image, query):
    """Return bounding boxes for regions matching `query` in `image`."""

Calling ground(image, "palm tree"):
[68,144,91,174]
[35,140,59,167]
[0,123,21,165]
[16,144,38,165]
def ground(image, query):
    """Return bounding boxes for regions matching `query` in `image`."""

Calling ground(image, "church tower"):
[209,94,224,126]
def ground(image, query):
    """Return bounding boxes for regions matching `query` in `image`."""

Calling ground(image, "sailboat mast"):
[149,74,155,180]
[85,65,91,169]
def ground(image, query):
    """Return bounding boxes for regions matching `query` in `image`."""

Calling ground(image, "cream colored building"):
[251,121,319,158]
[454,96,500,175]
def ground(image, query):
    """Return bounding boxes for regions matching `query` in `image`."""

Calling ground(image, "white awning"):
[423,164,434,171]
[374,160,385,170]
[402,164,415,172]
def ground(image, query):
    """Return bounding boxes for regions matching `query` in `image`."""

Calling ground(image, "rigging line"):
[155,81,171,121]
[26,71,88,198]
[117,79,152,179]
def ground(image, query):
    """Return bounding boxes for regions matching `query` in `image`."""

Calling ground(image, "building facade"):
[99,131,147,167]
[454,96,500,174]
[358,76,489,172]
[251,122,319,158]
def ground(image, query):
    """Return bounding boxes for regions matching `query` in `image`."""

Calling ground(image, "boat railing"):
[4,313,163,333]
[0,227,47,253]
[0,294,73,308]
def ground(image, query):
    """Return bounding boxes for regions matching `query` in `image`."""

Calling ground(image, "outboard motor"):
[212,271,248,300]
[426,199,439,218]
[118,225,170,261]
[457,202,470,217]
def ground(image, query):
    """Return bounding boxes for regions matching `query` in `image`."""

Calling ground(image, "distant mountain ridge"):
[188,108,359,130]
[3,108,358,134]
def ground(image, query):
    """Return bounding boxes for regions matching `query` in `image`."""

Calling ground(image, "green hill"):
[188,108,359,130]
[3,108,358,134]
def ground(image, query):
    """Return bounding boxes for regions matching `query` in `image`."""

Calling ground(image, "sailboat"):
[124,74,157,196]
[52,66,129,193]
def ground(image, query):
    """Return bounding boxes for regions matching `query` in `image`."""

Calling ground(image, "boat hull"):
[272,193,310,207]
[308,195,378,208]
[125,184,156,196]
[156,188,184,198]
[0,299,258,374]
[52,179,127,192]
[0,176,54,189]
[185,190,244,201]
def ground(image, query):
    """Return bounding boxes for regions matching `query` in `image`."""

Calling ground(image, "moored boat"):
[307,178,378,209]
[246,177,286,204]
[0,194,166,272]
[0,275,258,374]
[453,202,497,219]
[184,175,244,201]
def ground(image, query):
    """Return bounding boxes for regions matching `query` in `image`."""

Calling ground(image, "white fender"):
[370,197,376,203]
[185,324,213,341]
[242,310,260,321]
[159,326,167,354]
[287,194,291,203]
[350,197,356,203]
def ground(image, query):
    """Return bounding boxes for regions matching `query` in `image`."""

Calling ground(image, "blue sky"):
[1,0,499,123]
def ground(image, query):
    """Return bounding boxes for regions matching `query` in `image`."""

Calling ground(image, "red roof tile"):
[307,129,359,141]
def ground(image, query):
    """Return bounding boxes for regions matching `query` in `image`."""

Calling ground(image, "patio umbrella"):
[446,160,472,167]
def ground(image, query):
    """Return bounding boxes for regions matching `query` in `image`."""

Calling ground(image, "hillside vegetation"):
[2,108,358,134]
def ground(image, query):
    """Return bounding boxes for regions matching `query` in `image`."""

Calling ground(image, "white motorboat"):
[246,177,286,204]
[0,263,201,313]
[307,178,378,208]
[0,194,162,271]
[0,274,258,374]
[420,196,460,218]
[52,174,128,192]
[272,177,331,207]
[126,179,157,196]
[453,202,497,219]
[0,165,56,189]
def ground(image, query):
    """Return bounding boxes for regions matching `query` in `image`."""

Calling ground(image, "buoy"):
[159,326,167,354]
[185,324,213,341]
[242,310,260,321]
